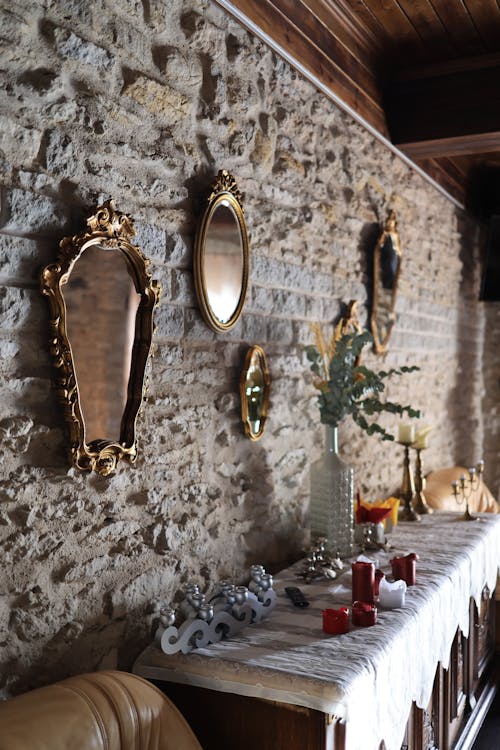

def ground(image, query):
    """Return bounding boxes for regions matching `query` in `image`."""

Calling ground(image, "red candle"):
[374,569,385,597]
[352,561,375,604]
[352,601,377,627]
[391,553,418,586]
[323,607,349,635]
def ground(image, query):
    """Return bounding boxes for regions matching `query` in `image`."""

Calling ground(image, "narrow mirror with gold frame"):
[40,200,161,476]
[240,345,270,441]
[370,210,402,354]
[194,169,249,333]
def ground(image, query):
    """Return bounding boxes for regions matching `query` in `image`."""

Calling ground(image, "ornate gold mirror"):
[240,345,270,441]
[370,210,402,354]
[40,200,161,476]
[194,170,249,333]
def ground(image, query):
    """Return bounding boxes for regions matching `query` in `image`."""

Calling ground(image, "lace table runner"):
[134,513,500,750]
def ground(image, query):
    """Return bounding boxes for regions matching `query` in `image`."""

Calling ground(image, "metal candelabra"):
[451,461,484,521]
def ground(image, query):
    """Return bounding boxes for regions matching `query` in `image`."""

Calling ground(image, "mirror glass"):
[203,200,244,325]
[370,211,402,354]
[240,346,270,441]
[64,243,141,445]
[194,170,249,333]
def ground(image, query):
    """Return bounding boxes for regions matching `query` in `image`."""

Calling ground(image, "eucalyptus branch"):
[307,327,421,440]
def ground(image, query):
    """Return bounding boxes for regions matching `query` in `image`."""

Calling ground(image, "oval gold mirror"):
[194,170,249,333]
[240,345,270,441]
[370,210,402,354]
[40,200,161,476]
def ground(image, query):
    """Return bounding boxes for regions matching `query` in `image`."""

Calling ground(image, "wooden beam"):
[385,56,500,158]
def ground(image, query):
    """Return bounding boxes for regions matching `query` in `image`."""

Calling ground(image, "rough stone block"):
[171,268,195,305]
[266,317,294,344]
[154,303,184,338]
[165,233,192,266]
[44,129,79,177]
[183,308,217,342]
[241,313,267,342]
[0,189,67,235]
[54,28,113,69]
[134,222,167,265]
[0,115,42,168]
[123,74,191,125]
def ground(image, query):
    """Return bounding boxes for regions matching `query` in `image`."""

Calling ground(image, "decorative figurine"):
[300,538,344,582]
[155,565,277,655]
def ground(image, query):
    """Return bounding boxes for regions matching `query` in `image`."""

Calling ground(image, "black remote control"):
[285,587,310,608]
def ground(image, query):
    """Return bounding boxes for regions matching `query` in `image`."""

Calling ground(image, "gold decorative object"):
[413,448,433,515]
[370,210,402,354]
[398,439,420,522]
[40,200,161,476]
[451,462,484,521]
[194,169,249,333]
[240,345,270,441]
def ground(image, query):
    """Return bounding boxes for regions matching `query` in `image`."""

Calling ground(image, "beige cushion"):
[0,670,202,750]
[425,466,498,513]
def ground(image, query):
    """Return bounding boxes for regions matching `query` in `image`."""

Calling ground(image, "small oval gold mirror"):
[370,210,402,354]
[240,345,270,441]
[40,200,161,476]
[194,170,249,333]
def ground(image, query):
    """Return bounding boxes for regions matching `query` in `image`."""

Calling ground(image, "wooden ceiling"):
[216,0,500,211]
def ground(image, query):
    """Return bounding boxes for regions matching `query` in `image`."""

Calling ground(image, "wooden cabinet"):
[152,589,497,750]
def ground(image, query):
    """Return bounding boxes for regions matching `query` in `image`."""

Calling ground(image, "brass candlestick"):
[451,461,484,521]
[413,448,433,514]
[399,442,420,522]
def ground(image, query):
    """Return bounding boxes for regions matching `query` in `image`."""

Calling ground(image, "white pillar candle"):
[413,425,432,450]
[378,577,407,609]
[398,423,415,444]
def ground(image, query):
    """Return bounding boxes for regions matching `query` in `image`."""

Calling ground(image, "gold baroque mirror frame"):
[40,200,161,476]
[240,345,271,441]
[370,210,402,354]
[194,169,250,333]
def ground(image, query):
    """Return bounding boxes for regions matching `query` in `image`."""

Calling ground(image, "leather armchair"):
[424,466,498,513]
[0,670,202,750]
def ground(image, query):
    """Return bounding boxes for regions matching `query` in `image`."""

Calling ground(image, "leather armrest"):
[0,670,202,750]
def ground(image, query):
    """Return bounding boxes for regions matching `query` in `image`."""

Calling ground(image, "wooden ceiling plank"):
[429,0,487,56]
[333,0,389,46]
[271,0,383,101]
[396,0,455,56]
[359,0,428,59]
[444,155,471,180]
[463,0,500,50]
[434,156,469,184]
[305,0,383,70]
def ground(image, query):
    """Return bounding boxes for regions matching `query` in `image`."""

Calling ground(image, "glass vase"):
[309,425,354,559]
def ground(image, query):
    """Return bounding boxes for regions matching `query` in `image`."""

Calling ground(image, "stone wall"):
[0,0,496,697]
